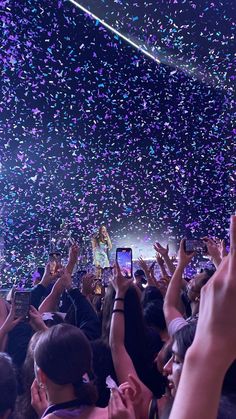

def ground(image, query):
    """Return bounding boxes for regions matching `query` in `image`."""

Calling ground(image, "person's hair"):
[94,225,107,245]
[101,283,165,397]
[217,393,236,418]
[200,267,216,282]
[0,353,17,415]
[34,324,98,405]
[15,332,42,419]
[173,321,197,361]
[174,323,236,395]
[222,360,236,396]
[143,299,167,332]
[141,286,163,308]
[134,269,146,278]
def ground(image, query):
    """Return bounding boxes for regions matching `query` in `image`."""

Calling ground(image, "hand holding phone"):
[184,239,207,254]
[116,248,133,279]
[49,252,61,274]
[14,290,31,319]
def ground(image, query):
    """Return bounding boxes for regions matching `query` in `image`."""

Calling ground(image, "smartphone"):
[94,282,102,295]
[49,252,61,274]
[116,248,133,278]
[102,267,113,287]
[184,240,207,254]
[14,290,31,319]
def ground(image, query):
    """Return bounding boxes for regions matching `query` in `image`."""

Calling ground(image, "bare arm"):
[109,265,152,415]
[170,215,236,419]
[156,254,170,281]
[0,303,22,351]
[163,239,194,328]
[91,238,97,251]
[138,258,156,287]
[106,234,112,251]
[202,237,222,268]
[154,242,176,275]
[66,243,79,275]
[38,269,71,314]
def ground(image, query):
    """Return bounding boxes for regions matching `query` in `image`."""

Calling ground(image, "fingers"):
[29,305,38,313]
[109,388,125,418]
[180,238,186,251]
[31,379,41,405]
[115,261,122,276]
[11,317,23,327]
[229,215,236,272]
[123,388,134,410]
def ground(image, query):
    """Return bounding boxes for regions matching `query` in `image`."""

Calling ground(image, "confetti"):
[0,0,234,285]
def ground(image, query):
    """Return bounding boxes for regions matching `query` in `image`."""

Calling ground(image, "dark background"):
[0,0,234,282]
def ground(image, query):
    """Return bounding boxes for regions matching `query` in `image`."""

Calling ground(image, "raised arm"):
[109,264,152,417]
[91,237,97,252]
[105,230,112,251]
[170,215,236,419]
[163,239,194,329]
[0,301,22,351]
[138,258,156,287]
[66,243,79,275]
[156,253,170,281]
[154,242,176,275]
[30,263,60,309]
[38,268,71,314]
[202,236,222,268]
[109,267,138,384]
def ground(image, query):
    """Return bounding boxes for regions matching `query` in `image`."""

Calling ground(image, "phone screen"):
[14,291,31,318]
[116,248,133,278]
[102,267,113,287]
[94,282,102,295]
[49,252,61,274]
[184,240,207,254]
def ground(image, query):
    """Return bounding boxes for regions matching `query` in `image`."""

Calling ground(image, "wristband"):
[112,309,124,314]
[114,297,124,302]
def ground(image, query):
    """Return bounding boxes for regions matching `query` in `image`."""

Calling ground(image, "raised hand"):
[0,301,22,333]
[29,306,47,332]
[154,242,169,257]
[68,243,80,261]
[170,216,236,419]
[31,378,49,418]
[177,239,195,268]
[202,236,221,266]
[138,257,149,275]
[41,262,60,287]
[156,253,165,267]
[108,388,136,419]
[111,263,133,298]
[194,215,236,364]
[219,239,228,258]
[81,273,97,296]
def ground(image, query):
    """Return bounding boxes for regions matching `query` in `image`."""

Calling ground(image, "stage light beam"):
[68,0,161,64]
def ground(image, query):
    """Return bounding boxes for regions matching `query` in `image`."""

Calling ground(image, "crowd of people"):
[0,215,235,419]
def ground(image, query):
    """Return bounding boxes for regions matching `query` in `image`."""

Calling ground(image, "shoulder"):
[80,407,108,419]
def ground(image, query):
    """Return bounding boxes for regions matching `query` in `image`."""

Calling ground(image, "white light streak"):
[68,0,160,63]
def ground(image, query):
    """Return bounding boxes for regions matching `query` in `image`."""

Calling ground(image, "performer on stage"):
[92,225,112,278]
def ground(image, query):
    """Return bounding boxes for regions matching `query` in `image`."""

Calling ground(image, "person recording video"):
[91,225,112,278]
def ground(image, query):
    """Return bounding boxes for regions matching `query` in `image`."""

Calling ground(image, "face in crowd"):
[186,270,211,303]
[163,340,183,397]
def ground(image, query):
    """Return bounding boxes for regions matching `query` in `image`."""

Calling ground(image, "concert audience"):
[0,215,234,419]
[0,352,17,419]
